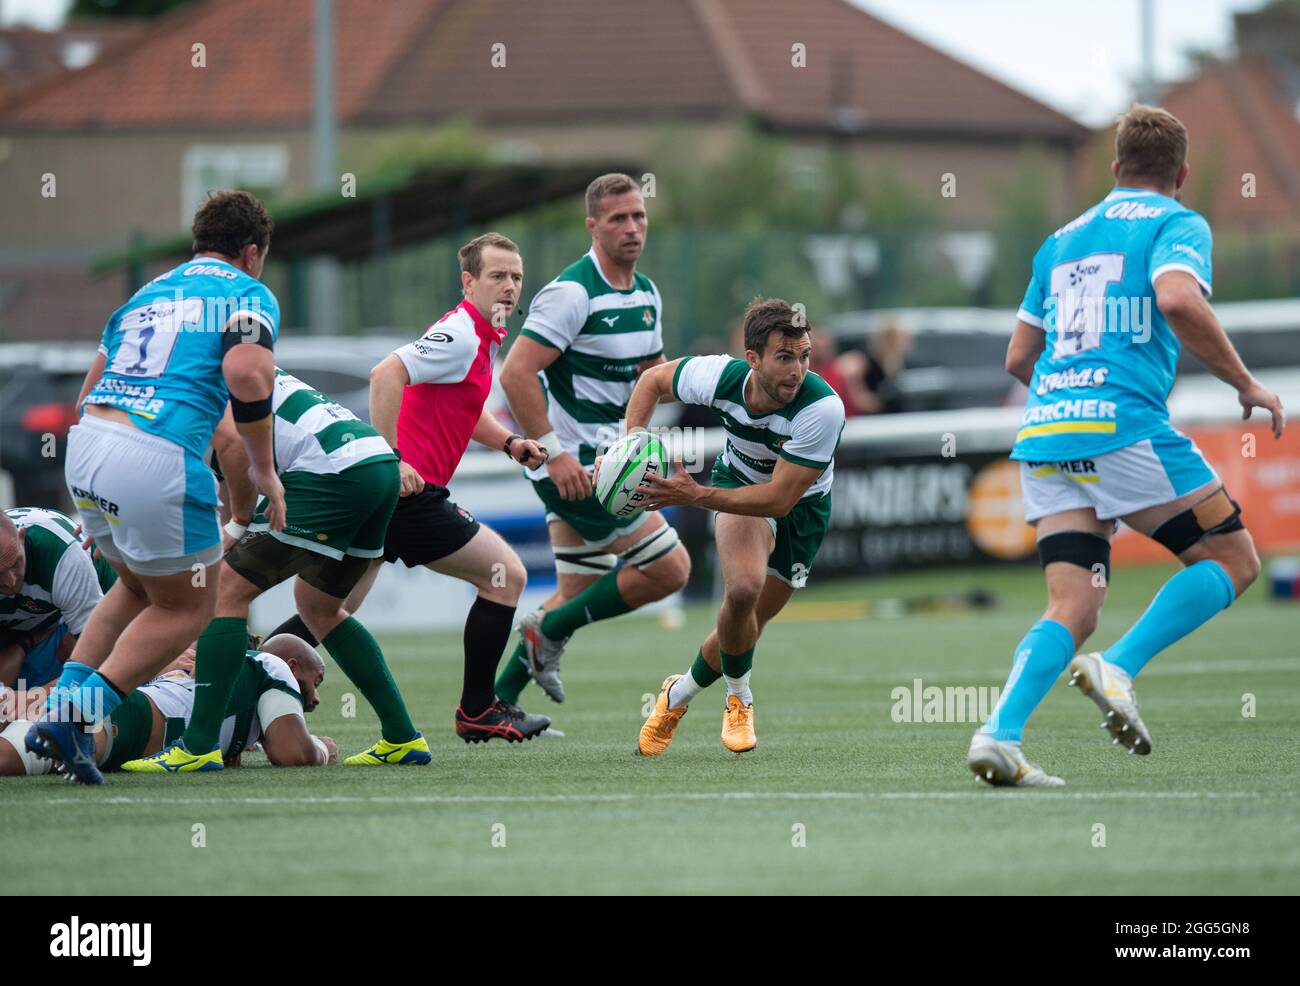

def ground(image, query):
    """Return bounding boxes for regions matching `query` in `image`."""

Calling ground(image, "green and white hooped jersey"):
[672,356,845,499]
[218,650,304,756]
[130,651,303,757]
[521,248,664,471]
[272,368,396,477]
[0,507,114,636]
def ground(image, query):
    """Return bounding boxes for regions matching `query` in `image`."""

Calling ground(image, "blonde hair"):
[1115,104,1188,187]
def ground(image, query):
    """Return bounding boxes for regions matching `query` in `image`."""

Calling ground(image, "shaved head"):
[0,512,25,596]
[261,633,324,674]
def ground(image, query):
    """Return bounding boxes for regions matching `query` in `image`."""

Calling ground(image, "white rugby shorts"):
[65,415,222,576]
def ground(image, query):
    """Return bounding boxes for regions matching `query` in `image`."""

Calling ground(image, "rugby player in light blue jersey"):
[968,105,1285,787]
[26,191,287,784]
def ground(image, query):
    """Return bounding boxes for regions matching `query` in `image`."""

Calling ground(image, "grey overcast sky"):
[0,0,1275,126]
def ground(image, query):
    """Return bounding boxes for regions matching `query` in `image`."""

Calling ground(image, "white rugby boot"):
[1067,652,1152,755]
[967,732,1065,787]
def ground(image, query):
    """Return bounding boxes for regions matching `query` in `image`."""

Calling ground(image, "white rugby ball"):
[595,432,667,517]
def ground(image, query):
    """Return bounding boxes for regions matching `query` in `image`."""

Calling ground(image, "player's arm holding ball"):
[625,359,822,518]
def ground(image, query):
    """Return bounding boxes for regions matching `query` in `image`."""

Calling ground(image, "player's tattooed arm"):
[1005,320,1045,387]
[1155,272,1285,438]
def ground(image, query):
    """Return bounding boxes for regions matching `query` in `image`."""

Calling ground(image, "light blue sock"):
[45,660,94,711]
[981,619,1076,742]
[68,671,124,727]
[1104,560,1236,679]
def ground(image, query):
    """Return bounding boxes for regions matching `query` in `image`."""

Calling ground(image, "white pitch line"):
[33,790,1270,807]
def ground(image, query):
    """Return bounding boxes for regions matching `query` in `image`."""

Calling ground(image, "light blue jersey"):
[1011,187,1213,462]
[85,257,280,458]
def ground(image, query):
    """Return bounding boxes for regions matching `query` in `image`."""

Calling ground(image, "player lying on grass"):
[28,191,287,785]
[0,508,117,691]
[1,634,335,776]
[967,104,1286,787]
[626,298,845,754]
[266,233,553,744]
[120,368,427,774]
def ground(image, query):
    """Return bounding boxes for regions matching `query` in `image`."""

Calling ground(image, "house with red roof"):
[0,0,1087,340]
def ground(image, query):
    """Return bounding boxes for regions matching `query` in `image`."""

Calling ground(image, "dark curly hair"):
[191,190,274,259]
[742,297,808,356]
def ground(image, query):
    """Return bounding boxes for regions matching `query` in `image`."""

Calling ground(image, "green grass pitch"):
[7,560,1299,895]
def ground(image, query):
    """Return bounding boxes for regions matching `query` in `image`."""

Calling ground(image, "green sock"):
[494,642,532,703]
[541,571,633,639]
[690,652,722,688]
[322,617,417,744]
[719,647,754,678]
[182,616,249,754]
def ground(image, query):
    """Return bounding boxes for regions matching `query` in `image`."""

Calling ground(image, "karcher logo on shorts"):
[70,486,120,517]
[49,916,151,966]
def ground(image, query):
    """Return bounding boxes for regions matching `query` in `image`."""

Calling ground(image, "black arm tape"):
[231,394,273,422]
[222,315,275,354]
[1150,486,1243,556]
[1037,530,1111,580]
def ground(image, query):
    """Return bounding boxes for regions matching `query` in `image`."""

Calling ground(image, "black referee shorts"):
[382,485,481,568]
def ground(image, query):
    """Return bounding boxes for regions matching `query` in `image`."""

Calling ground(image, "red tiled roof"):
[1160,59,1300,224]
[0,21,141,108]
[0,0,1085,141]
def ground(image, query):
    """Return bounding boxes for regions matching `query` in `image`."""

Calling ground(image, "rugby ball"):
[595,432,666,517]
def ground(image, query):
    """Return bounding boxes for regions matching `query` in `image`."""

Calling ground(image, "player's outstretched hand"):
[398,460,425,498]
[549,451,593,501]
[639,457,700,510]
[252,467,287,532]
[1238,378,1286,438]
[317,735,339,765]
[507,437,549,469]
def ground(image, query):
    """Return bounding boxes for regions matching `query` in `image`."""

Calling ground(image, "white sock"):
[724,671,752,706]
[667,671,703,709]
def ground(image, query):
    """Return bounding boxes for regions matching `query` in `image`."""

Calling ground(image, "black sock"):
[461,597,516,717]
[265,613,319,648]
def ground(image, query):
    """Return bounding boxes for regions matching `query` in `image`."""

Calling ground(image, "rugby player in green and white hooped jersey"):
[0,508,116,692]
[627,299,845,756]
[497,173,691,706]
[121,368,430,773]
[2,634,337,775]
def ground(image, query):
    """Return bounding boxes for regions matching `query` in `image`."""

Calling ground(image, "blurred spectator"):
[837,321,911,414]
[810,329,858,417]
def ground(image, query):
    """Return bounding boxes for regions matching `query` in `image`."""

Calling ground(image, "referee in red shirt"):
[268,234,551,743]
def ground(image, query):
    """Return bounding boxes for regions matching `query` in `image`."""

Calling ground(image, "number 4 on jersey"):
[1048,253,1125,359]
